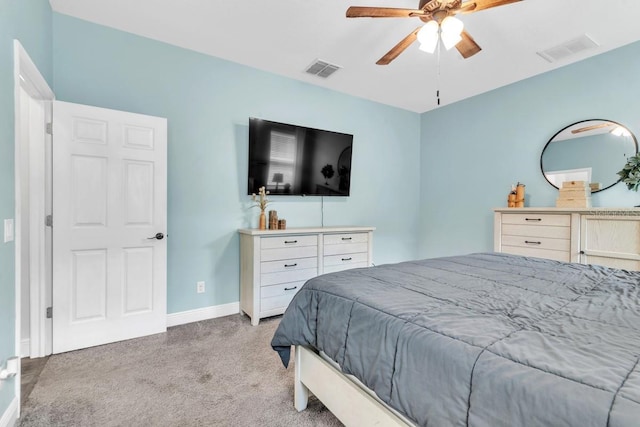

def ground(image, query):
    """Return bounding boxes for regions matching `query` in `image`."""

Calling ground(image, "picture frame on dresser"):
[238,226,375,325]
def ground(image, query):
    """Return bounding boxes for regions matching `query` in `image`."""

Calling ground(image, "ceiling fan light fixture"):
[441,32,462,50]
[441,16,464,36]
[417,21,439,53]
[611,126,631,137]
[440,16,464,50]
[419,38,438,53]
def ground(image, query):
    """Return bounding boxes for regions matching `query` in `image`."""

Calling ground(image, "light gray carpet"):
[19,315,342,426]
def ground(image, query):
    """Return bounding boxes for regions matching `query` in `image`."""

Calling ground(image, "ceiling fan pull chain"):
[436,36,442,106]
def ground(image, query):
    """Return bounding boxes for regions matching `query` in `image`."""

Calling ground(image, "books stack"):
[556,181,591,208]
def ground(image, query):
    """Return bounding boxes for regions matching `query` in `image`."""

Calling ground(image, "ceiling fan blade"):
[458,0,521,14]
[455,30,482,59]
[346,6,425,18]
[571,123,614,134]
[376,27,422,65]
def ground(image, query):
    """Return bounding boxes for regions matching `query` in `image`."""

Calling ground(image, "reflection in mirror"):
[337,146,352,192]
[540,119,638,193]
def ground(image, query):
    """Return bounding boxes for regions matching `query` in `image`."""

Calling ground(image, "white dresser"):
[239,226,374,325]
[494,208,640,270]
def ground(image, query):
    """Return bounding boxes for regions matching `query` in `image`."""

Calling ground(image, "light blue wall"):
[52,13,421,314]
[0,0,52,416]
[419,41,640,258]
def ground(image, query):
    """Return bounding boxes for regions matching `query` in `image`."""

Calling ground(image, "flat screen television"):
[247,118,353,196]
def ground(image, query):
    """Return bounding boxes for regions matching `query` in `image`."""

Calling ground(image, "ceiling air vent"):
[305,60,341,78]
[537,34,599,63]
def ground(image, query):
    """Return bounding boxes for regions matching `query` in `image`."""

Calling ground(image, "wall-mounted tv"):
[247,118,353,196]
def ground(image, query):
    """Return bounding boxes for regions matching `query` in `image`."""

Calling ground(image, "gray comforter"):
[271,252,640,427]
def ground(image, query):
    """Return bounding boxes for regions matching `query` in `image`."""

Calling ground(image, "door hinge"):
[45,215,53,227]
[46,122,52,135]
[46,307,52,319]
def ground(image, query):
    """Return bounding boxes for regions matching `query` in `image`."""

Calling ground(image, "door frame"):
[14,39,55,369]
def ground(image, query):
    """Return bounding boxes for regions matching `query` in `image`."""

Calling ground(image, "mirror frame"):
[540,119,638,193]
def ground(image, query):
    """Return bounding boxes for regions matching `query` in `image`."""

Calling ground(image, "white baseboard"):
[0,396,18,427]
[20,339,30,358]
[166,302,240,327]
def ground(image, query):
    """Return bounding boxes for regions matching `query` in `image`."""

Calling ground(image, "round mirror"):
[540,119,638,193]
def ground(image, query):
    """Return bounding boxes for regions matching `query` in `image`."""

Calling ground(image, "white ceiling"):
[49,0,640,113]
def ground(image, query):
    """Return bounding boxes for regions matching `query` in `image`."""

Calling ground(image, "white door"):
[52,101,167,354]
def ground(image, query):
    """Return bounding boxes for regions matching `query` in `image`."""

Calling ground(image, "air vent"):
[305,59,341,78]
[537,34,599,63]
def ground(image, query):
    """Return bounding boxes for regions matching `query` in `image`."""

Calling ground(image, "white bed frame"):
[294,345,415,426]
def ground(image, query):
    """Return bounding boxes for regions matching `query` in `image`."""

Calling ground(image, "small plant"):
[617,153,640,191]
[251,186,270,212]
[321,164,335,185]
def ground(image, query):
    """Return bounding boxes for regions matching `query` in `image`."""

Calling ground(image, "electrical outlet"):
[197,281,205,294]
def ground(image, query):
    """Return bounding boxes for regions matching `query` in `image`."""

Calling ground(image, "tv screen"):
[247,118,353,196]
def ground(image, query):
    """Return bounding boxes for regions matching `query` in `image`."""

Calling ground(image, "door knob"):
[148,232,165,240]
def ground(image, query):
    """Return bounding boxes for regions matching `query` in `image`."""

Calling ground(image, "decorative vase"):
[515,183,525,208]
[259,211,266,230]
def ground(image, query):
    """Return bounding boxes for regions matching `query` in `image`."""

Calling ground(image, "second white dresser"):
[239,226,374,325]
[494,208,640,268]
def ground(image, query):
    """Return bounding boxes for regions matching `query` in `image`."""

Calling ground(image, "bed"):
[271,252,640,426]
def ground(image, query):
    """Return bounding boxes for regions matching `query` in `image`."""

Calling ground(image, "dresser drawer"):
[501,213,570,227]
[261,281,305,299]
[501,245,570,262]
[261,267,317,287]
[324,262,368,274]
[324,252,368,268]
[501,235,570,252]
[501,224,570,239]
[261,234,317,249]
[324,233,369,246]
[323,251,368,273]
[261,257,318,274]
[261,289,301,313]
[261,245,318,262]
[324,242,368,256]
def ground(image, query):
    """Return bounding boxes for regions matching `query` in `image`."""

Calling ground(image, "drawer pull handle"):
[284,286,298,291]
[284,240,298,244]
[525,241,541,245]
[525,218,542,222]
[341,237,352,241]
[284,263,297,268]
[342,257,352,261]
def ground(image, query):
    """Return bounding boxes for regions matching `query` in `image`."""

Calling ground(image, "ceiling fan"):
[571,122,630,137]
[346,0,522,65]
[571,122,614,134]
